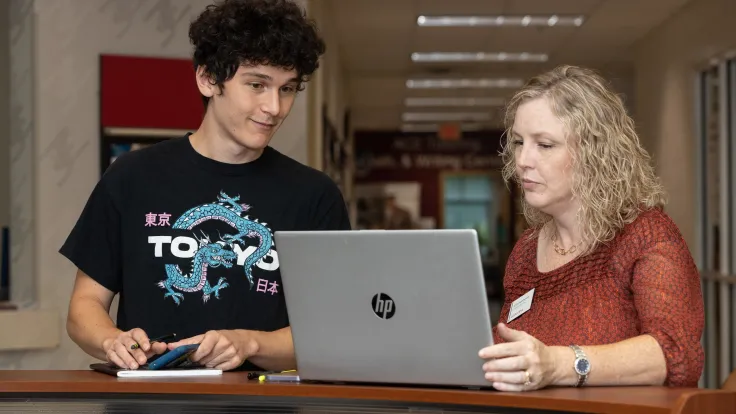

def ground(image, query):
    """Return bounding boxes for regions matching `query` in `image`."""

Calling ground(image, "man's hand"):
[102,328,168,369]
[167,330,259,371]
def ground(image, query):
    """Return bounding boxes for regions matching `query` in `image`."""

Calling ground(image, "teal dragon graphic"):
[158,191,274,304]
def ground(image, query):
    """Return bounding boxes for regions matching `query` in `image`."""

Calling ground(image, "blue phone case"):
[146,344,199,370]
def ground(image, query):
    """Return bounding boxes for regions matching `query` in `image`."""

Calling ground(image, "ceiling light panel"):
[406,78,524,89]
[411,52,548,62]
[402,112,492,122]
[417,15,585,27]
[405,97,505,107]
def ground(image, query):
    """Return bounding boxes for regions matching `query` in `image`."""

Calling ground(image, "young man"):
[61,0,349,372]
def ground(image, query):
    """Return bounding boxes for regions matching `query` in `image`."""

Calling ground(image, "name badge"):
[507,288,534,323]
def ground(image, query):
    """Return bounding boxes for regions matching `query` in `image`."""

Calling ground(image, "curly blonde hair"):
[500,65,667,255]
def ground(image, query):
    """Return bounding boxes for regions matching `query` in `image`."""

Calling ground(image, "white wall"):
[633,0,736,254]
[304,0,348,165]
[0,0,9,230]
[318,0,351,208]
[8,0,35,309]
[2,0,317,369]
[306,0,353,218]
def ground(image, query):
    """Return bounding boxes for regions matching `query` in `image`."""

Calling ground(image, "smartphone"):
[146,344,200,370]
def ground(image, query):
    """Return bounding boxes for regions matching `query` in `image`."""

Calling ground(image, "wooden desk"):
[0,370,734,414]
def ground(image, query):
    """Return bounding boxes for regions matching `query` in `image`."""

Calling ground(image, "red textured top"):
[493,208,705,387]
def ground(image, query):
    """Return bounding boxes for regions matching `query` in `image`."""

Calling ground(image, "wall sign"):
[354,131,505,179]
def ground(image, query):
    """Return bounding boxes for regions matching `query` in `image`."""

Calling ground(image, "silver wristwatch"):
[569,345,590,387]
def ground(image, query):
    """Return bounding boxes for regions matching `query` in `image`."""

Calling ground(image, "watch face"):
[575,358,591,375]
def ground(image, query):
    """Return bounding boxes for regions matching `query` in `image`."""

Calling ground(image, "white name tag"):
[507,288,535,323]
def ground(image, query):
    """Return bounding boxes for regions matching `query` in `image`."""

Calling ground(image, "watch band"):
[570,345,589,387]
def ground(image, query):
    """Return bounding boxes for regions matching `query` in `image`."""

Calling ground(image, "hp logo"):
[371,293,395,319]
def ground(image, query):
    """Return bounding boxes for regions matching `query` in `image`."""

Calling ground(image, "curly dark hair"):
[189,0,326,108]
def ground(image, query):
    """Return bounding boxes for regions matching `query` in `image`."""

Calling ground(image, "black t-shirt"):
[60,134,351,370]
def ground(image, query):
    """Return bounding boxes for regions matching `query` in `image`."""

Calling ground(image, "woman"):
[479,65,704,391]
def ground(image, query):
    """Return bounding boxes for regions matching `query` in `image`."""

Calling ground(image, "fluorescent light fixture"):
[400,123,486,132]
[402,112,492,122]
[406,78,524,89]
[411,52,548,63]
[405,97,505,107]
[417,15,585,27]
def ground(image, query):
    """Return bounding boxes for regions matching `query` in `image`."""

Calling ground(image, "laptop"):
[274,229,494,388]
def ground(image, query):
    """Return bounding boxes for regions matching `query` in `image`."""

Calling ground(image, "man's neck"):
[189,118,263,164]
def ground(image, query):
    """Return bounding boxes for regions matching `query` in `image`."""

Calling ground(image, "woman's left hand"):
[478,323,558,391]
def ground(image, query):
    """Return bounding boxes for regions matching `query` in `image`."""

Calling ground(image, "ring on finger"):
[523,370,532,386]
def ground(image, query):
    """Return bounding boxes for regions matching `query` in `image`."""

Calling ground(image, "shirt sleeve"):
[59,178,123,293]
[632,238,705,387]
[309,180,352,231]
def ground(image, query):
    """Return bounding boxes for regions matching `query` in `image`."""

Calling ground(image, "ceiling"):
[325,0,694,131]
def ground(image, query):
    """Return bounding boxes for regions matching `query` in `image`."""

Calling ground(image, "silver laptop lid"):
[274,229,494,388]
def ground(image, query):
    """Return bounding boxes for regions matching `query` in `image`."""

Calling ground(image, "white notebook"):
[117,368,222,378]
[91,363,222,378]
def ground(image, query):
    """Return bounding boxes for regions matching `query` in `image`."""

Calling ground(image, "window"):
[443,174,495,257]
[695,57,736,389]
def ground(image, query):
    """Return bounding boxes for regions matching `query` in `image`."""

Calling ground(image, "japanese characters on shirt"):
[145,191,281,306]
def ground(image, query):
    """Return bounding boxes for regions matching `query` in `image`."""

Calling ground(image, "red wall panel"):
[100,54,204,129]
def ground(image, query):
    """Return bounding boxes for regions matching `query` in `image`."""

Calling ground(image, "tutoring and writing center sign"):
[354,132,504,178]
[353,130,505,225]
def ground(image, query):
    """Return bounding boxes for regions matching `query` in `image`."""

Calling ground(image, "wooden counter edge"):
[0,372,734,414]
[673,389,736,414]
